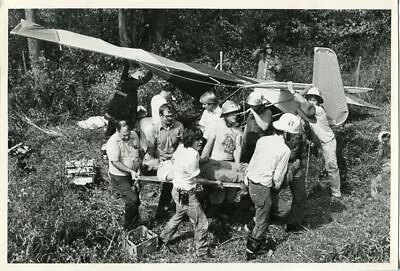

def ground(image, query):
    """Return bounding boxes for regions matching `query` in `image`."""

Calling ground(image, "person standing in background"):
[198,91,222,142]
[252,42,282,81]
[151,83,174,127]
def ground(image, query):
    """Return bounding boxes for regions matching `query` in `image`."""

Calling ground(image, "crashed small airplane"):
[11,19,379,127]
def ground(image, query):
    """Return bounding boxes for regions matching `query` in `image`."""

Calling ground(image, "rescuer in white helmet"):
[244,113,299,261]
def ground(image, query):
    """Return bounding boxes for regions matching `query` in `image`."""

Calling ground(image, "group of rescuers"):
[104,43,343,261]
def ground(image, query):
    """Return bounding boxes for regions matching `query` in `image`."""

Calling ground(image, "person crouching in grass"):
[158,126,223,259]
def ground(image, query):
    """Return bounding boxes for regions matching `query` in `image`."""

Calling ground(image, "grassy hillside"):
[7,102,391,263]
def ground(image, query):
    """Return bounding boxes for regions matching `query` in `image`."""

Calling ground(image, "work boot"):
[245,235,260,261]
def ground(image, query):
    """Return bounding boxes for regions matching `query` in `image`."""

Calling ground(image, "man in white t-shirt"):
[159,126,222,259]
[198,91,222,140]
[106,120,141,231]
[151,83,174,126]
[200,100,243,207]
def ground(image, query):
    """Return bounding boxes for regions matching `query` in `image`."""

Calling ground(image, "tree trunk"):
[24,9,40,69]
[118,9,131,47]
[144,10,167,49]
[151,10,166,44]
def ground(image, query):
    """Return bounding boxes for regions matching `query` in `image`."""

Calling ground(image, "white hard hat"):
[246,91,264,106]
[132,70,146,79]
[272,113,301,134]
[221,100,241,116]
[305,87,324,104]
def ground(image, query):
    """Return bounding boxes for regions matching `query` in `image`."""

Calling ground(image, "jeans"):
[248,181,273,241]
[160,187,209,256]
[156,160,174,216]
[321,139,341,196]
[286,169,306,225]
[248,181,289,234]
[110,173,140,230]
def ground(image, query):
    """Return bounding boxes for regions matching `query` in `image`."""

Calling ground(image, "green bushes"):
[8,51,117,124]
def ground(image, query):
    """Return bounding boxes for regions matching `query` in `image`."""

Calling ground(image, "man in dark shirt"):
[105,60,153,136]
[240,91,273,163]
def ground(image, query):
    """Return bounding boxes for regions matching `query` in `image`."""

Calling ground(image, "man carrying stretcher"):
[199,100,246,207]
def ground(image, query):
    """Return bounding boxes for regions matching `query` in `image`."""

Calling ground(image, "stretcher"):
[137,175,242,188]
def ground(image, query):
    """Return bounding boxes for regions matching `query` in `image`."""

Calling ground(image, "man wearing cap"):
[245,113,298,261]
[288,82,341,198]
[105,60,153,137]
[252,42,282,81]
[198,91,222,141]
[240,90,273,163]
[151,83,174,127]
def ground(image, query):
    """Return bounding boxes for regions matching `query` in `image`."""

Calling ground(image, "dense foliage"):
[7,9,392,264]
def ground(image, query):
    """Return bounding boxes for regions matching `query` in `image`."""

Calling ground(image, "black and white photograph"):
[2,0,398,269]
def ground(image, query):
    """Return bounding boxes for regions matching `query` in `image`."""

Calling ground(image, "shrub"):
[8,50,115,124]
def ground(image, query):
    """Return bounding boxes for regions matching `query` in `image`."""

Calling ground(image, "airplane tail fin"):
[312,47,349,125]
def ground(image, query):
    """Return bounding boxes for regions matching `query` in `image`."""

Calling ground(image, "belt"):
[247,177,270,187]
[247,177,260,186]
[321,137,335,145]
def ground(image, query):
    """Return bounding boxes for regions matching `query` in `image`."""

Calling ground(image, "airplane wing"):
[10,19,249,99]
[11,20,379,116]
[345,93,381,110]
[240,81,373,94]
